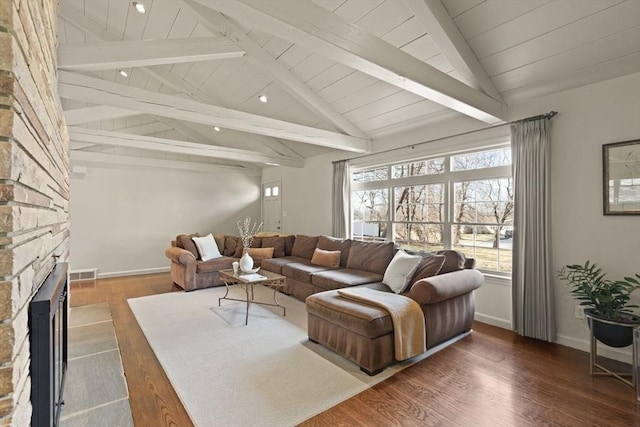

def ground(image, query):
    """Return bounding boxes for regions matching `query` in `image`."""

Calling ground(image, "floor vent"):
[69,269,97,282]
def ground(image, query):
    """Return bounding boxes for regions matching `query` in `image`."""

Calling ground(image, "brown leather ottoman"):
[306,289,395,375]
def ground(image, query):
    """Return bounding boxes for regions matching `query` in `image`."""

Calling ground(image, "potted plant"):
[557,261,640,347]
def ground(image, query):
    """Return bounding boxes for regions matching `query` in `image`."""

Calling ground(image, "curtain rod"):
[333,111,558,164]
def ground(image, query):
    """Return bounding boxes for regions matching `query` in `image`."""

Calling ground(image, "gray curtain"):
[511,117,555,341]
[332,160,350,238]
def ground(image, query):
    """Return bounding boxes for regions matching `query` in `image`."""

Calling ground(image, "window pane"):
[392,158,444,178]
[352,167,388,183]
[452,225,512,273]
[264,187,271,197]
[451,147,511,171]
[352,189,388,221]
[353,221,387,242]
[272,186,279,196]
[454,178,514,225]
[393,223,443,252]
[394,184,443,221]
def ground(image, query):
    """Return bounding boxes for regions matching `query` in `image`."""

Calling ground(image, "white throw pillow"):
[383,250,423,294]
[192,234,222,261]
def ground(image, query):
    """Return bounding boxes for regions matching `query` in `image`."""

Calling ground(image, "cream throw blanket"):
[337,288,426,361]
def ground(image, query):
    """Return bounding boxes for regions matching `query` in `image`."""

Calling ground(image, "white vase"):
[239,251,254,272]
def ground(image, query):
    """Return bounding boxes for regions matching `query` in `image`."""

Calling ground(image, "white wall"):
[264,73,640,360]
[70,166,261,277]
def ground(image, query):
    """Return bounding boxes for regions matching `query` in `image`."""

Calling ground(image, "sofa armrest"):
[165,246,197,266]
[407,269,483,305]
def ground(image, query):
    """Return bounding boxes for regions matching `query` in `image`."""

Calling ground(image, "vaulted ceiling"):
[58,0,640,173]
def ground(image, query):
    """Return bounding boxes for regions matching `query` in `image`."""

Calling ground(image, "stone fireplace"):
[0,1,70,425]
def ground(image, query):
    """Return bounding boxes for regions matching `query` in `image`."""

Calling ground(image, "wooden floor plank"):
[70,273,640,427]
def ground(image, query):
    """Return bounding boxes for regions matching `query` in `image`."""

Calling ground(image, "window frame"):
[350,144,513,276]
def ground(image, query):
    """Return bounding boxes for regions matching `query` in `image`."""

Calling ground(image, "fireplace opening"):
[29,262,68,427]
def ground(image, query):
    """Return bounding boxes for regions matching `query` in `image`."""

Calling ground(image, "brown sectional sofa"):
[165,232,483,374]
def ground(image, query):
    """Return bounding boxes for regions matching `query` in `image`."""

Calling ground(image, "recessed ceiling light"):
[213,126,221,132]
[133,2,146,14]
[265,163,279,166]
[258,94,268,103]
[118,70,128,77]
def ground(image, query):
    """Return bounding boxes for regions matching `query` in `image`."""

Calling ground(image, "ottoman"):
[306,289,396,375]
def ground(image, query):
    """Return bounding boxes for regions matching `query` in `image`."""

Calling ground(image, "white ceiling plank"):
[114,122,173,135]
[58,37,246,71]
[60,3,304,161]
[200,0,507,124]
[59,71,371,153]
[71,151,261,175]
[182,0,369,139]
[64,105,140,125]
[68,127,304,168]
[405,0,503,102]
[441,0,484,19]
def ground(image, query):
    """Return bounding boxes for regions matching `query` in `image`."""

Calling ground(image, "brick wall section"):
[0,0,70,425]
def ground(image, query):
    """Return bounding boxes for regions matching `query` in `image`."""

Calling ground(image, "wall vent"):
[69,268,97,282]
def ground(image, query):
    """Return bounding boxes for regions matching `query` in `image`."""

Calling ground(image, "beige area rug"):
[128,285,467,427]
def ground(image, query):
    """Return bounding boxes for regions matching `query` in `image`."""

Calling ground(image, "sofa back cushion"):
[317,235,352,267]
[223,236,240,257]
[291,235,319,259]
[262,236,286,258]
[410,253,446,285]
[435,250,466,274]
[213,234,225,253]
[346,240,395,275]
[177,234,199,259]
[283,235,296,256]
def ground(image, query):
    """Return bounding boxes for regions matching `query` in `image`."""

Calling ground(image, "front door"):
[262,181,282,233]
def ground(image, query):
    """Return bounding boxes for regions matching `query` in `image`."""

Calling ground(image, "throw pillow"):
[410,254,446,285]
[310,248,341,268]
[245,247,274,261]
[435,250,466,274]
[177,234,199,258]
[383,250,423,294]
[192,234,223,261]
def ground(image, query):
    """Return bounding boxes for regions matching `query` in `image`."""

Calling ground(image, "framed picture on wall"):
[603,139,640,215]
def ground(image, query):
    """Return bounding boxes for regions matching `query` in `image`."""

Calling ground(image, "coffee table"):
[218,269,286,325]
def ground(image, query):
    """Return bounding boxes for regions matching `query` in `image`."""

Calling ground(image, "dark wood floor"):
[70,273,640,427]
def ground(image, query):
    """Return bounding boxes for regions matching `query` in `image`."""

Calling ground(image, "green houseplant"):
[557,261,640,347]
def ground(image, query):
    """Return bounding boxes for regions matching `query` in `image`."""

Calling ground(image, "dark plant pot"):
[585,308,640,348]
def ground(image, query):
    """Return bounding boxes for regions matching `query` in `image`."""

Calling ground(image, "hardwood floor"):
[70,273,640,427]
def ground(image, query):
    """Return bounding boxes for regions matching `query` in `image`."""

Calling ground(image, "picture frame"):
[603,139,640,215]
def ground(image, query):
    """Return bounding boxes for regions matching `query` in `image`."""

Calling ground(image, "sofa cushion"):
[291,235,319,259]
[311,269,384,291]
[250,237,263,248]
[282,261,334,284]
[410,254,446,285]
[345,241,395,275]
[223,236,240,257]
[177,234,199,259]
[435,250,466,274]
[245,247,274,261]
[196,256,236,274]
[213,234,225,253]
[261,256,308,274]
[283,235,295,256]
[311,248,341,268]
[192,234,223,261]
[383,250,422,293]
[262,236,286,258]
[317,235,352,267]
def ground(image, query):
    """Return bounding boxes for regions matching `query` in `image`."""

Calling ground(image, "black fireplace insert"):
[29,262,68,427]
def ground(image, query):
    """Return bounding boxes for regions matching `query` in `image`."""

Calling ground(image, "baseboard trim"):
[555,333,632,363]
[474,312,511,330]
[97,267,170,279]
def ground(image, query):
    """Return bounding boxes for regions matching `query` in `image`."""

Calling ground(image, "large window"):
[351,146,513,275]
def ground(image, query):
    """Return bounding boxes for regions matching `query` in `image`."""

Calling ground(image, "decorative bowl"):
[242,267,260,274]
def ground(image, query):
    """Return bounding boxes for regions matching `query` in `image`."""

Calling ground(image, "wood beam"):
[59,71,371,152]
[58,37,245,72]
[59,3,305,161]
[64,105,139,125]
[404,0,504,102]
[199,0,507,123]
[71,151,261,175]
[182,0,368,139]
[68,127,304,167]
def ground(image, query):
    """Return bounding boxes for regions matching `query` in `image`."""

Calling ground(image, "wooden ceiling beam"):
[182,0,368,139]
[404,0,504,102]
[64,105,139,125]
[58,37,245,72]
[68,127,304,168]
[198,0,507,123]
